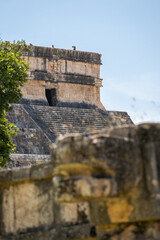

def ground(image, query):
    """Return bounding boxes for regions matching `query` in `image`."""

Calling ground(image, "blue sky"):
[1,0,160,123]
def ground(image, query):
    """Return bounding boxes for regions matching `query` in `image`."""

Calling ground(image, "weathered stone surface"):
[0,224,94,240]
[2,180,54,234]
[51,128,141,195]
[6,103,132,168]
[30,162,53,179]
[0,162,53,184]
[23,45,102,64]
[51,123,160,224]
[0,162,54,236]
[1,123,160,239]
[54,202,90,225]
[7,154,50,168]
[5,44,134,167]
[53,175,117,202]
[6,104,51,155]
[21,45,104,110]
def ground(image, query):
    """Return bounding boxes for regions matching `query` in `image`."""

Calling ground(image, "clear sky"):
[1,0,160,123]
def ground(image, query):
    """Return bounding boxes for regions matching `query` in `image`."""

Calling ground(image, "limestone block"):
[21,80,47,100]
[54,202,90,225]
[58,203,78,224]
[11,167,30,181]
[66,61,99,78]
[2,180,54,234]
[30,162,53,179]
[57,83,102,109]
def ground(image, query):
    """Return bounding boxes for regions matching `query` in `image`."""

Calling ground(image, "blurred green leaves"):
[0,40,29,167]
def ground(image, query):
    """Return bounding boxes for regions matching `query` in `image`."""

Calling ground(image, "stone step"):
[32,105,108,136]
[7,104,51,154]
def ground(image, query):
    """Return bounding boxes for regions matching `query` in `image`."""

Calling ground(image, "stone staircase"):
[31,105,108,136]
[6,104,133,167]
[6,104,51,155]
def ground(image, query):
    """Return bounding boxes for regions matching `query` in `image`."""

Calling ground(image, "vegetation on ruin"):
[0,40,29,167]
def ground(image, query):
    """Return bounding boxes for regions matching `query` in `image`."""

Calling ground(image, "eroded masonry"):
[6,45,133,166]
[2,46,160,240]
[1,123,160,240]
[21,45,104,109]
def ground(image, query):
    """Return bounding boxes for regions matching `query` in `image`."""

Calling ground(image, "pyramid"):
[7,45,133,167]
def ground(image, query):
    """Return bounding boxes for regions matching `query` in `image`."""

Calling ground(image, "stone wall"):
[21,45,104,109]
[57,83,103,109]
[23,56,100,78]
[23,45,102,64]
[21,81,103,109]
[1,123,160,239]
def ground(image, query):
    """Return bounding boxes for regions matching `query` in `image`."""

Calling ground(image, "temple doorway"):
[45,88,57,106]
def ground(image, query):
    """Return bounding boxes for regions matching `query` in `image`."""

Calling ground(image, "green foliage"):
[0,112,18,167]
[0,40,29,115]
[0,40,29,167]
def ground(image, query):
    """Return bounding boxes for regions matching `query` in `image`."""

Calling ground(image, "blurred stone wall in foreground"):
[0,123,160,240]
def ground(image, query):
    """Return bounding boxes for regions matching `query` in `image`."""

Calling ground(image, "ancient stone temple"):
[21,45,104,109]
[2,46,160,240]
[7,45,133,166]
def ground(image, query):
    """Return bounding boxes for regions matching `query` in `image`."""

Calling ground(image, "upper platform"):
[21,45,104,109]
[23,45,102,64]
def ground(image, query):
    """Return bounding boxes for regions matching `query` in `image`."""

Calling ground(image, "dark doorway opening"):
[45,89,57,106]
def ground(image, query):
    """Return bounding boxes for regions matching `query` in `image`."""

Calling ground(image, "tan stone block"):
[58,202,90,225]
[59,203,78,224]
[107,198,133,223]
[57,83,103,109]
[3,181,54,234]
[3,186,15,234]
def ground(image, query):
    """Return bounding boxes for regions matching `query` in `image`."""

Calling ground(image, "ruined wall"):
[21,46,103,109]
[21,79,58,102]
[21,81,103,109]
[57,83,104,109]
[0,123,160,239]
[23,56,100,78]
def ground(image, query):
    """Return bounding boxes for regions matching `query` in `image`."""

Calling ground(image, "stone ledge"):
[0,224,93,240]
[29,71,102,86]
[23,45,102,64]
[0,162,53,185]
[10,154,50,162]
